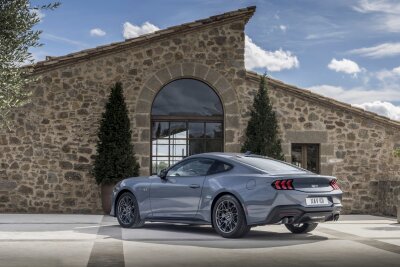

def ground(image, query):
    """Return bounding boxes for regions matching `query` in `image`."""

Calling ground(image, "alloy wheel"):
[118,195,135,225]
[215,200,239,233]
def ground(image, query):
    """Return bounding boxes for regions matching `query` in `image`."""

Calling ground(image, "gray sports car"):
[110,153,342,238]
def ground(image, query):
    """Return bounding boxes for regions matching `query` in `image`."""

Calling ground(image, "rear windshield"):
[233,156,306,174]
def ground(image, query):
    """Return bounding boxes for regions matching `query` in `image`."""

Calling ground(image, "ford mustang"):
[110,153,342,238]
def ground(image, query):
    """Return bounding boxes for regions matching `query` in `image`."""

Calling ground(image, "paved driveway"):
[0,214,399,267]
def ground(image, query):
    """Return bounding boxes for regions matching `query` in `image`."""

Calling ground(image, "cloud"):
[245,35,299,72]
[279,25,287,32]
[123,21,160,39]
[349,42,400,58]
[353,0,400,32]
[31,9,45,21]
[382,15,400,32]
[308,85,400,104]
[353,101,400,121]
[41,33,88,48]
[30,50,47,62]
[309,65,400,120]
[305,31,346,41]
[90,28,106,37]
[376,66,400,81]
[353,0,400,14]
[328,58,361,75]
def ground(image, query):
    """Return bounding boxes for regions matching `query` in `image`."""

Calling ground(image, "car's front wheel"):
[116,192,144,228]
[285,223,318,234]
[212,195,250,238]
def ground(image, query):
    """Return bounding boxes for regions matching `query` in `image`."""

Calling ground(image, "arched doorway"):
[151,78,224,174]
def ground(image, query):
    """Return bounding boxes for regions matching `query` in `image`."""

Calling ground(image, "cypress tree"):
[241,74,284,160]
[93,82,140,185]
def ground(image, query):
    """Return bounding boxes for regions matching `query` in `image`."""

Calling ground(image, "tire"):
[116,192,145,228]
[212,194,250,238]
[285,223,318,234]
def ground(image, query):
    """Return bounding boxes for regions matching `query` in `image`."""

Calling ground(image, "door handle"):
[189,184,200,189]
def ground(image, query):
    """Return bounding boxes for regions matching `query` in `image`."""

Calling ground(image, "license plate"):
[306,197,329,206]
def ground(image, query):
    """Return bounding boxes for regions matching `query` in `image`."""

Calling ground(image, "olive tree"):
[0,0,59,128]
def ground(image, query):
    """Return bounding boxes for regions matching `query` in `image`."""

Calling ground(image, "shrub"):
[241,74,284,160]
[93,82,139,185]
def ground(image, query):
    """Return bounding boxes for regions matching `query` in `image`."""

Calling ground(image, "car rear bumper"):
[262,204,342,225]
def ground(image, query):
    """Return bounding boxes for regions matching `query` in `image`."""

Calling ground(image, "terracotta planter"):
[101,184,115,214]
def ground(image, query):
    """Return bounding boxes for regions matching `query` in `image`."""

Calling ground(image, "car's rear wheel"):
[285,223,318,234]
[212,195,250,238]
[116,192,144,228]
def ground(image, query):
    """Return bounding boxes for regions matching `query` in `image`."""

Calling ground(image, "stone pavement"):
[0,214,399,267]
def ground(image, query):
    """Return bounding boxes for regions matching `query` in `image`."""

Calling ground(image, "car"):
[110,152,342,238]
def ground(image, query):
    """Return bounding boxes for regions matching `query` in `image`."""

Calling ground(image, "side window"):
[167,159,214,177]
[207,161,232,175]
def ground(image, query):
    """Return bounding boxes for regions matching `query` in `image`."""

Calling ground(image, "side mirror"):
[158,168,167,179]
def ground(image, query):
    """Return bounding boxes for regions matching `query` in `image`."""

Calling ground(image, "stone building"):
[0,6,399,215]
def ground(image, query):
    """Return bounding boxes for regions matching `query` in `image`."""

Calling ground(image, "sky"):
[30,0,400,121]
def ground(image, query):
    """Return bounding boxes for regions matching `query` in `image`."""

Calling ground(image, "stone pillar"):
[397,207,400,223]
[398,199,400,223]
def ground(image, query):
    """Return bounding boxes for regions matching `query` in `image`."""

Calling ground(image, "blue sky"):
[30,0,400,120]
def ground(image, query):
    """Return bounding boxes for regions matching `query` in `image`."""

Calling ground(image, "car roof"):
[188,152,272,159]
[186,152,274,163]
[187,152,241,159]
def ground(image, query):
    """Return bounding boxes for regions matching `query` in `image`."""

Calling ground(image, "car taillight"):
[330,179,340,190]
[272,179,294,190]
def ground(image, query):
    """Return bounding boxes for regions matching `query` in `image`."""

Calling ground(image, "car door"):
[150,158,214,218]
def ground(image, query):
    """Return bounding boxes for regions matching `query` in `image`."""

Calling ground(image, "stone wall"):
[378,181,400,216]
[245,75,400,214]
[0,18,248,213]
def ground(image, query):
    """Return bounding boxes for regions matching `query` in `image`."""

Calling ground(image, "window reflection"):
[189,139,205,155]
[189,123,204,138]
[307,145,319,173]
[291,144,302,168]
[151,79,223,116]
[206,123,223,138]
[291,144,320,173]
[152,121,169,139]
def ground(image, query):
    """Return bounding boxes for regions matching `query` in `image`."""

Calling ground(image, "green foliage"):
[93,82,140,185]
[241,74,284,160]
[394,148,400,158]
[0,0,59,128]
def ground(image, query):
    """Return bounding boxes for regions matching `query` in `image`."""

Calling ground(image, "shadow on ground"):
[366,223,400,231]
[82,223,328,249]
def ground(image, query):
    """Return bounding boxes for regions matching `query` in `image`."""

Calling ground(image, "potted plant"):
[93,82,140,214]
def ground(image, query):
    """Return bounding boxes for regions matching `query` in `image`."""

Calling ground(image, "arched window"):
[151,78,224,174]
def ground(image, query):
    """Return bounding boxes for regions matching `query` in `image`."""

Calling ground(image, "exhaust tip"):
[281,217,295,224]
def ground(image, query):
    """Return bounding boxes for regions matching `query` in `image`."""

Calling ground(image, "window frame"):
[291,143,320,174]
